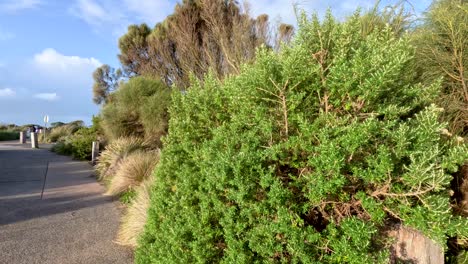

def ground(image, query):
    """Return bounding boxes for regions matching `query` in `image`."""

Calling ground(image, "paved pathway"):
[0,141,132,264]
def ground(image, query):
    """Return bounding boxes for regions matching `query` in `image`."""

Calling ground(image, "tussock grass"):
[117,176,154,247]
[106,150,159,196]
[95,137,147,181]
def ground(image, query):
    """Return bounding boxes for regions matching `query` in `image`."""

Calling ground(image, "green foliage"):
[51,125,98,160]
[137,11,468,263]
[120,189,137,204]
[101,76,171,145]
[51,141,73,156]
[0,131,19,141]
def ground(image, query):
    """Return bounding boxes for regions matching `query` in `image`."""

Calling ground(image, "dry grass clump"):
[106,150,159,196]
[117,176,154,247]
[95,137,147,181]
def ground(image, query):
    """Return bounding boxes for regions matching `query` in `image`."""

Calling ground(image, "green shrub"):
[51,141,73,156]
[51,127,96,160]
[0,131,19,141]
[101,76,171,144]
[69,127,96,160]
[120,189,137,204]
[136,11,468,263]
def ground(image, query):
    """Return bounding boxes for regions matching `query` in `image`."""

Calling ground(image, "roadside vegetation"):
[0,130,19,141]
[49,119,101,160]
[0,124,35,141]
[55,0,468,262]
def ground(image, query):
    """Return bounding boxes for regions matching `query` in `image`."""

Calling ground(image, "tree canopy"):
[117,0,294,88]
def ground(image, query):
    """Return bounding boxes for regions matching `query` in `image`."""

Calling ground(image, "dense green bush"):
[101,76,171,145]
[137,12,468,263]
[0,131,19,141]
[52,127,97,160]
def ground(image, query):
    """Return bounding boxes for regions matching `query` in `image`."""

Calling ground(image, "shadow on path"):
[0,142,132,264]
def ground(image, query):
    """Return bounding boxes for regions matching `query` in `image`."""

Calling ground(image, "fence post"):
[19,131,26,144]
[31,132,38,148]
[92,141,100,164]
[389,224,443,263]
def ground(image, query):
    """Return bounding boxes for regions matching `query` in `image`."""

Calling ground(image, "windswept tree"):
[118,24,152,77]
[92,64,123,104]
[118,0,294,88]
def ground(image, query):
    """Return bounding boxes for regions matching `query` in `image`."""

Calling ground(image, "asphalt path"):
[0,141,132,264]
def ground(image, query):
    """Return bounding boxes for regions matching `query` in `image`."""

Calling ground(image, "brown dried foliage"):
[118,0,294,88]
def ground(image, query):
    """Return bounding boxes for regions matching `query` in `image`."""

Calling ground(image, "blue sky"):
[0,0,431,126]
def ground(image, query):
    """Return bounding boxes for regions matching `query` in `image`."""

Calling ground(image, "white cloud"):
[34,93,59,101]
[0,0,41,13]
[32,48,102,75]
[70,0,117,27]
[0,88,15,97]
[70,0,173,35]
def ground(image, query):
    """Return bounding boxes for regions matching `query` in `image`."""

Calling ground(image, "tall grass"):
[95,137,148,181]
[106,150,159,196]
[117,176,154,247]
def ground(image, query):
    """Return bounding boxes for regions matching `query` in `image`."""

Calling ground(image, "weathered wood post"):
[92,141,100,164]
[19,131,26,144]
[31,132,39,149]
[389,224,443,263]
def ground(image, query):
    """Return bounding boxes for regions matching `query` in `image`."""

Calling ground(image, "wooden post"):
[389,224,443,263]
[92,141,100,164]
[19,131,26,144]
[31,132,39,149]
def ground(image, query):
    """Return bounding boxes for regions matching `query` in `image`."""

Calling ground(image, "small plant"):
[120,189,137,204]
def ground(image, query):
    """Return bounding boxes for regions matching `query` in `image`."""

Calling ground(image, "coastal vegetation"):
[47,0,467,262]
